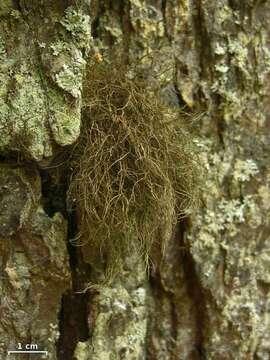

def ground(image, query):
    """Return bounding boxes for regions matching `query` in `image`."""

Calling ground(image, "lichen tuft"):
[67,55,201,284]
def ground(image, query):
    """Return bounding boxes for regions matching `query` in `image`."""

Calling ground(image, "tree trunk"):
[0,1,270,359]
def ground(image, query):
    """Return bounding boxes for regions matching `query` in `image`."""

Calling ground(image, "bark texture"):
[0,1,270,359]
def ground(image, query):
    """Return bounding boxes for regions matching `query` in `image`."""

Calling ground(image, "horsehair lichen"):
[67,54,201,284]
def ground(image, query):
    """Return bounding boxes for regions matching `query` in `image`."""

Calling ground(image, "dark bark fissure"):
[39,169,91,360]
[173,77,192,110]
[146,221,207,360]
[191,0,213,85]
[56,213,91,360]
[178,221,207,360]
[91,0,106,39]
[13,0,23,14]
[161,0,171,43]
[57,257,91,360]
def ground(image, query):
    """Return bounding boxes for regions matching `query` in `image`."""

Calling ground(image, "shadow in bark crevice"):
[178,220,207,359]
[146,220,207,360]
[56,232,91,360]
[38,168,91,360]
[58,205,91,359]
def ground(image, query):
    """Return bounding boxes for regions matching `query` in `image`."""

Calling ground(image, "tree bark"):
[0,1,270,359]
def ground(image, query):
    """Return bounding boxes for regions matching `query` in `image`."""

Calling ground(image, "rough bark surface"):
[0,1,270,360]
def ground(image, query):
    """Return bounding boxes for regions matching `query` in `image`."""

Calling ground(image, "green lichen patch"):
[55,64,84,98]
[233,159,259,182]
[60,7,91,51]
[0,5,92,161]
[47,88,81,146]
[67,57,201,283]
[74,271,147,360]
[6,67,51,160]
[0,165,40,236]
[0,0,13,17]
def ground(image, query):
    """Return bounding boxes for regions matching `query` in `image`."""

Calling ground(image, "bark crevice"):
[57,201,91,359]
[179,221,207,359]
[38,168,91,360]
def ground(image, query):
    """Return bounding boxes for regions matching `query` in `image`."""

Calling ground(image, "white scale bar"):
[8,351,48,355]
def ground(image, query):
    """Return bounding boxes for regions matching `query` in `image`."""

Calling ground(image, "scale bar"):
[8,351,48,355]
